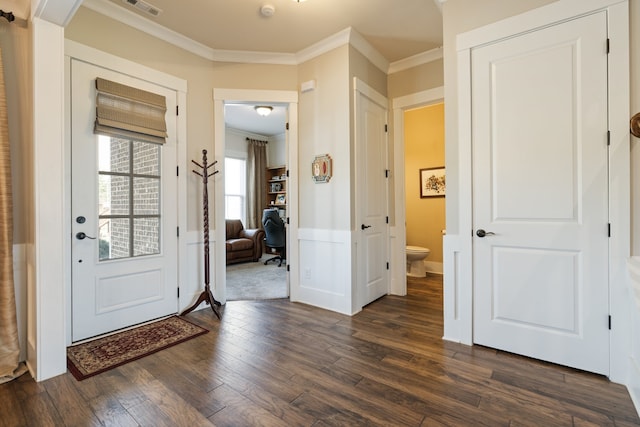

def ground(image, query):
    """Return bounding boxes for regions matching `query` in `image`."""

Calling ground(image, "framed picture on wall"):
[420,167,446,198]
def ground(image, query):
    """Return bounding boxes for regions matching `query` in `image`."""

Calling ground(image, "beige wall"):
[297,46,351,230]
[388,59,444,100]
[1,22,32,244]
[405,103,445,263]
[65,7,298,231]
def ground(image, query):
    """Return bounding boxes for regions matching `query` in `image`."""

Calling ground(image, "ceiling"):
[100,0,445,136]
[1,0,444,136]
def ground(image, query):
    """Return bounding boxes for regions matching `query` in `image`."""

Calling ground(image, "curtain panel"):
[246,138,267,229]
[0,47,25,384]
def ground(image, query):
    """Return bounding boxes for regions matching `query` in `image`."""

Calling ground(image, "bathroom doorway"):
[390,87,444,297]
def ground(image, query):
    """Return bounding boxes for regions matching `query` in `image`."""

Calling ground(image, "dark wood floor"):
[1,275,639,426]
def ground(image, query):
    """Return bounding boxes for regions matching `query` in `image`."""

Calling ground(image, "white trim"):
[457,0,627,50]
[388,47,443,75]
[32,17,67,380]
[348,28,389,73]
[81,0,444,74]
[453,0,630,382]
[212,88,298,306]
[391,86,444,296]
[82,0,218,61]
[606,0,632,385]
[33,0,84,26]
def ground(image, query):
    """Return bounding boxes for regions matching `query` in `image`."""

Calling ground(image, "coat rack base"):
[180,285,221,319]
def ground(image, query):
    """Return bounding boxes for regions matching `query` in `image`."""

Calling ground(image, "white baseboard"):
[424,260,443,275]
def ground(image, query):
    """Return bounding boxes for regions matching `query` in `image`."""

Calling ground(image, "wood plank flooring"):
[1,275,639,426]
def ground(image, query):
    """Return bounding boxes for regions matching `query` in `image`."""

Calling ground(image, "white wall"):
[267,132,286,167]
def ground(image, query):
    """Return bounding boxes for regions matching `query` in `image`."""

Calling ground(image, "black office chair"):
[262,209,286,267]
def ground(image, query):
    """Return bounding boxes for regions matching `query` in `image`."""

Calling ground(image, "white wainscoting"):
[625,257,640,415]
[295,228,353,315]
[13,244,28,362]
[181,231,218,312]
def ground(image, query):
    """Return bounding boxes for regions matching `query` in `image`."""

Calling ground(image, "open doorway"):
[390,87,444,297]
[223,103,287,301]
[212,88,299,305]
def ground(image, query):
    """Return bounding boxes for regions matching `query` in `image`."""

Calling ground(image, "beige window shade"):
[94,77,168,144]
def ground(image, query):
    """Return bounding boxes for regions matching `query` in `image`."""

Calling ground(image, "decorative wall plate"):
[312,154,332,183]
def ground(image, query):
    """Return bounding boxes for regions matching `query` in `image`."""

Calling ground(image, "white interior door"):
[71,60,179,342]
[472,12,609,374]
[355,80,389,306]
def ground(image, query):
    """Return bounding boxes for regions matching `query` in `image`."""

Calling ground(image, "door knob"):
[76,232,96,240]
[361,224,372,230]
[476,229,495,238]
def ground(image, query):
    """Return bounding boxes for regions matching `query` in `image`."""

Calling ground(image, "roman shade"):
[94,77,167,144]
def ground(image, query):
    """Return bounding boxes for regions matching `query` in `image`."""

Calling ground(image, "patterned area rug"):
[67,316,208,381]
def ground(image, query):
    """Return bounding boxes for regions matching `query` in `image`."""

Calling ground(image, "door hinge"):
[286,122,289,130]
[386,216,389,224]
[286,217,290,224]
[385,169,390,178]
[286,169,289,178]
[607,130,611,146]
[608,223,611,237]
[176,105,179,116]
[386,262,390,270]
[384,124,388,133]
[177,166,179,176]
[608,315,612,330]
[177,287,180,298]
[177,226,180,237]
[286,265,290,272]
[606,38,610,54]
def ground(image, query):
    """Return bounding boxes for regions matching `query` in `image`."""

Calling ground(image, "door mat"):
[67,316,208,381]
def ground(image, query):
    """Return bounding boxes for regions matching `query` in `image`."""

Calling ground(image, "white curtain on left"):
[0,47,26,384]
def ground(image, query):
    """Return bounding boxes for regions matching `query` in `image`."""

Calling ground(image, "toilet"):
[406,246,430,277]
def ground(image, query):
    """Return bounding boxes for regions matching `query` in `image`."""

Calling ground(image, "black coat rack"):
[181,149,221,319]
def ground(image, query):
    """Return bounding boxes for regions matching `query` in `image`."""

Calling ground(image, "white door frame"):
[449,0,630,382]
[64,41,188,342]
[213,89,298,304]
[391,86,444,296]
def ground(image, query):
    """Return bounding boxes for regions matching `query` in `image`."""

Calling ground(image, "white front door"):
[355,80,389,307]
[472,12,609,374]
[71,60,179,342]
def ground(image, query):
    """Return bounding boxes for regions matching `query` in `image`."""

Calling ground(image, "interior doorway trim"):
[452,0,629,382]
[391,86,444,296]
[212,89,299,304]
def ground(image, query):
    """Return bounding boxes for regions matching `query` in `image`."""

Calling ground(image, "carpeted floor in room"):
[225,254,287,301]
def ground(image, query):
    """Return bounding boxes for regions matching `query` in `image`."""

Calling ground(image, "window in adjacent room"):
[225,157,246,226]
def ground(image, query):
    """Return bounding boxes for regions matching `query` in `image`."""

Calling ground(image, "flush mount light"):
[255,106,273,116]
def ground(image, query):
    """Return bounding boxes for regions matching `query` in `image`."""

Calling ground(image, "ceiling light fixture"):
[255,106,273,116]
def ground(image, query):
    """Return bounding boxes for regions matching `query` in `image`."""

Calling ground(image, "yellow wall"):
[404,103,445,263]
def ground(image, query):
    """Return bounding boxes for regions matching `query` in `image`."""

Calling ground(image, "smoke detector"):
[122,0,163,17]
[260,4,276,17]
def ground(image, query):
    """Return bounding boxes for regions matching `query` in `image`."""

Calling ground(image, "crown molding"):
[348,28,390,73]
[295,27,351,65]
[81,0,431,74]
[388,46,443,74]
[82,0,217,60]
[33,0,83,26]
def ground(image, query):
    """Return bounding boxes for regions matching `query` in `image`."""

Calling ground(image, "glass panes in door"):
[98,135,162,260]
